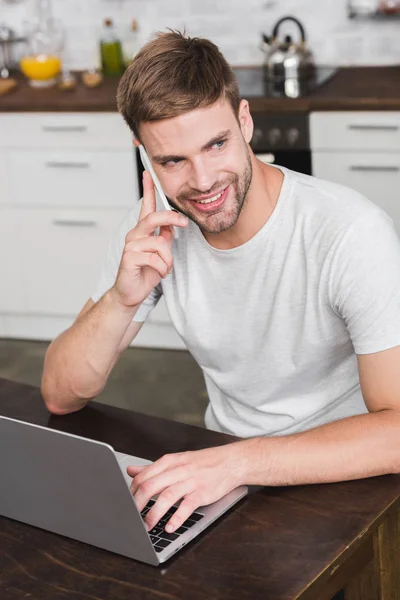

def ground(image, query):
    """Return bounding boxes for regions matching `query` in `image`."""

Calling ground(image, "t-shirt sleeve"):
[91,204,162,323]
[329,208,400,354]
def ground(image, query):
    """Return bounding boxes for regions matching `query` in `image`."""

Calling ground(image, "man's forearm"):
[41,289,139,414]
[238,410,400,486]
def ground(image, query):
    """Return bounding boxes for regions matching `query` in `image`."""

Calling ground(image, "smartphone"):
[138,144,179,240]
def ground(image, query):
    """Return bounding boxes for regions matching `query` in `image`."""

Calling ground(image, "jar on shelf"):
[20,0,64,88]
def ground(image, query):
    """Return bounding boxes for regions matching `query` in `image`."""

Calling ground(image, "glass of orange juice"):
[20,15,64,87]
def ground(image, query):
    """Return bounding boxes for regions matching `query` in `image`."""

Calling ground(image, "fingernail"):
[179,215,188,224]
[165,523,174,532]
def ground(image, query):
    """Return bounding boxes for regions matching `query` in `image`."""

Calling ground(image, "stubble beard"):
[170,149,253,235]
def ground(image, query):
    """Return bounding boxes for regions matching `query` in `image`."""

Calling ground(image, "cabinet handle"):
[350,165,400,173]
[45,161,90,169]
[52,219,97,227]
[348,125,399,132]
[41,125,88,132]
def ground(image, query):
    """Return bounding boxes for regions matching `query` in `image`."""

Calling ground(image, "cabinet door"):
[19,209,126,316]
[0,113,133,150]
[0,209,26,312]
[0,151,12,205]
[310,112,400,151]
[9,149,138,208]
[312,151,400,234]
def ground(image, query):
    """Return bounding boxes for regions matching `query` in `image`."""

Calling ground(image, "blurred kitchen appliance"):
[250,112,312,175]
[261,16,315,93]
[231,66,338,175]
[0,25,26,78]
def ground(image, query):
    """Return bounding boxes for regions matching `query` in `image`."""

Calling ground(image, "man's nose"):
[187,157,217,193]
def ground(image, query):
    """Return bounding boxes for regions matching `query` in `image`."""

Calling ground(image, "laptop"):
[0,415,248,566]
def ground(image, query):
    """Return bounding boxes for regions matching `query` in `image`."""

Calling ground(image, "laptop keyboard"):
[141,499,204,553]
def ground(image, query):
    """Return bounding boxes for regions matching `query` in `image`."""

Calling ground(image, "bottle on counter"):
[123,19,140,67]
[99,18,124,76]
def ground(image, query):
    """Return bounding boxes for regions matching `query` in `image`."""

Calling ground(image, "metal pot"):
[261,16,315,83]
[0,25,26,78]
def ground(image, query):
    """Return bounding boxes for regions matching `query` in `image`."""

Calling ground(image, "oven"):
[250,112,312,175]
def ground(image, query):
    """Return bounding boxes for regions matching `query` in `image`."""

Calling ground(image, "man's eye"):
[213,139,226,149]
[162,159,181,168]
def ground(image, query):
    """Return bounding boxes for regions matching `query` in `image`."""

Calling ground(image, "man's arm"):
[41,172,188,415]
[240,345,400,487]
[41,293,143,415]
[128,345,400,534]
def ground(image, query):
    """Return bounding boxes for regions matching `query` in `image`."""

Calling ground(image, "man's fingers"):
[136,210,188,239]
[145,481,196,532]
[127,251,170,279]
[138,171,157,220]
[124,237,174,273]
[159,223,174,245]
[164,493,200,533]
[127,465,146,478]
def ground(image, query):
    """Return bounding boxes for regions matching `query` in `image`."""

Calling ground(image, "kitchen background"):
[2,0,400,69]
[1,0,400,425]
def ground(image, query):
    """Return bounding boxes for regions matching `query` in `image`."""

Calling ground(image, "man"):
[41,31,400,536]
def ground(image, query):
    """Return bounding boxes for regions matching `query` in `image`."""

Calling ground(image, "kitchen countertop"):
[0,66,399,113]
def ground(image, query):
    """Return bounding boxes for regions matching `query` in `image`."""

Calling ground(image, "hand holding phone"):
[112,169,188,310]
[139,145,179,239]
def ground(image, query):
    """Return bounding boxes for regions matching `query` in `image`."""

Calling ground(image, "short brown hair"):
[117,30,241,140]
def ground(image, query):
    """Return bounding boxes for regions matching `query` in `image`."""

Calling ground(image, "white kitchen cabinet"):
[0,151,11,204]
[0,112,182,350]
[0,209,26,313]
[310,112,400,152]
[8,149,136,208]
[311,111,400,234]
[1,113,134,150]
[18,208,125,316]
[312,151,400,227]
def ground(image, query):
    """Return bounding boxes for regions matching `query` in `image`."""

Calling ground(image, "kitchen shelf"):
[348,10,400,18]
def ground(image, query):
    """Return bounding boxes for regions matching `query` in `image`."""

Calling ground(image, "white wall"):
[2,0,400,70]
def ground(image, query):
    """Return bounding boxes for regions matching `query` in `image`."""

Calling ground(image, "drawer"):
[0,113,133,149]
[310,112,400,151]
[8,149,139,208]
[18,208,126,316]
[312,150,400,233]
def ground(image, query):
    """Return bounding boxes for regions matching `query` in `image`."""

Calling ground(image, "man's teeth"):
[195,191,223,204]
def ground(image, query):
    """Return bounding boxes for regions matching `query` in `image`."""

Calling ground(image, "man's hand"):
[112,170,188,310]
[127,443,247,533]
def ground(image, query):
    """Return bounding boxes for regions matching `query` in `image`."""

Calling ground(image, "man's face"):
[138,99,253,234]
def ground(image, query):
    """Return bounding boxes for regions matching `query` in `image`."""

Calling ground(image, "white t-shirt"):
[92,167,400,438]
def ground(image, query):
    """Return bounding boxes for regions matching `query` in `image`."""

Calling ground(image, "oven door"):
[255,150,312,175]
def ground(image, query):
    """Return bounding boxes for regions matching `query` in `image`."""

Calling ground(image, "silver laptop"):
[0,415,248,566]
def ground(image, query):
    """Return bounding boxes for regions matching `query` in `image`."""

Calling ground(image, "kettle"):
[261,17,315,82]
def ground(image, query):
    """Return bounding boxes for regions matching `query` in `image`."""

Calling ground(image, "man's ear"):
[133,138,141,147]
[238,99,254,144]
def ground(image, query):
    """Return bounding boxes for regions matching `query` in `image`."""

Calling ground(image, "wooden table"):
[0,378,399,600]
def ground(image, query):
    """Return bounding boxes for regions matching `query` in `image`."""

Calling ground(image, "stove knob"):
[286,128,300,146]
[268,128,281,146]
[252,127,263,146]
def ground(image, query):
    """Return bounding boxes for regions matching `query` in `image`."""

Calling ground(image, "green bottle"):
[100,18,124,76]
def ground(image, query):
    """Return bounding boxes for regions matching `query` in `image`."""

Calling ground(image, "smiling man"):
[41,31,400,536]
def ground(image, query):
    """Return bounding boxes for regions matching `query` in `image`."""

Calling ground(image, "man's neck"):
[203,158,284,250]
